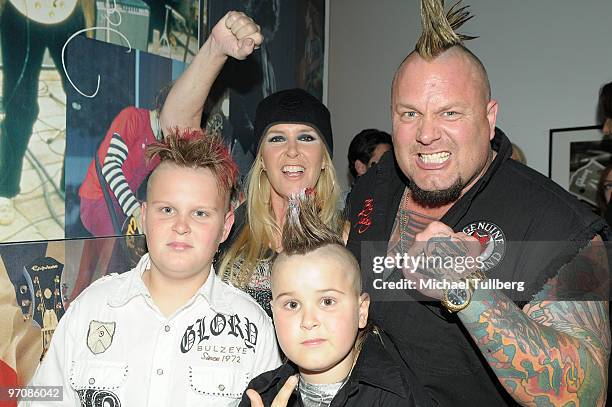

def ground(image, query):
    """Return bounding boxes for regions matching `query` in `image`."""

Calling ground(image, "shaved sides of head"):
[273,244,362,296]
[392,46,491,107]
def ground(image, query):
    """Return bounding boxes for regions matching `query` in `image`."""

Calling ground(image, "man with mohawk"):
[347,1,610,405]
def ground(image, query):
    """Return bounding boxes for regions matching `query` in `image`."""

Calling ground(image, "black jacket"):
[238,330,435,407]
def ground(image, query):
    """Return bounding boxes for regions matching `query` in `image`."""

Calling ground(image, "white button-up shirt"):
[23,254,281,407]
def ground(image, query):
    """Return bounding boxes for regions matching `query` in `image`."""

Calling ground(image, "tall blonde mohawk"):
[415,0,476,59]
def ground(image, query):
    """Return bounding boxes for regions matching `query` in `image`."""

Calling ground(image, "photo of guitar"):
[16,256,66,358]
[9,0,78,24]
[122,214,147,265]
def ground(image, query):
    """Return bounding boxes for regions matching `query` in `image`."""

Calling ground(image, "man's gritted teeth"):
[418,151,451,164]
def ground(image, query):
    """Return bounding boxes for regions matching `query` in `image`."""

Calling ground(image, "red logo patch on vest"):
[356,198,374,234]
[462,221,506,271]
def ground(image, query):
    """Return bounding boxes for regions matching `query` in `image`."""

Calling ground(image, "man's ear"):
[358,293,370,329]
[486,100,499,141]
[354,160,368,177]
[219,209,235,244]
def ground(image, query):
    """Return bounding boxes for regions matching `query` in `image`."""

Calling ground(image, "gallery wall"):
[327,0,612,193]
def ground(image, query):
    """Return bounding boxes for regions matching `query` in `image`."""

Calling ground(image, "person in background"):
[597,165,612,218]
[347,129,392,182]
[343,129,392,215]
[596,79,612,405]
[597,82,612,225]
[510,142,526,164]
[598,81,612,137]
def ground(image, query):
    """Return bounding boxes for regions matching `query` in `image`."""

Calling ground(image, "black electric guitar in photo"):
[16,256,66,358]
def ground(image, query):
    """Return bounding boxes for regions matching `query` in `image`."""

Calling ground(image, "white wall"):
[328,0,612,193]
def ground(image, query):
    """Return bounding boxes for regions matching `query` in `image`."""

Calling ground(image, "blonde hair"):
[274,190,360,294]
[281,190,343,255]
[219,146,341,288]
[416,0,476,59]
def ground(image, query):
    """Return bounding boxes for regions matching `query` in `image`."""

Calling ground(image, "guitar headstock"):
[16,256,66,358]
[122,215,147,267]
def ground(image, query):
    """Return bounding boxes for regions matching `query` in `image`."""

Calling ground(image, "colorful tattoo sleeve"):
[459,239,610,406]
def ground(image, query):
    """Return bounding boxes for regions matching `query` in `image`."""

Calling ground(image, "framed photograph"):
[549,125,610,210]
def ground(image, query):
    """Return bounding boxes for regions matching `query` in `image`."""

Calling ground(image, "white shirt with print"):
[22,254,281,407]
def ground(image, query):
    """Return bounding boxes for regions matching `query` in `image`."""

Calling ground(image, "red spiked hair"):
[146,128,238,200]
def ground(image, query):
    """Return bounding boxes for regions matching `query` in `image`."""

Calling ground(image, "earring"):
[259,170,272,206]
[258,168,269,195]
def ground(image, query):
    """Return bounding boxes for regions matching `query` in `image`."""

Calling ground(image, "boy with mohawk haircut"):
[241,191,433,407]
[24,129,281,407]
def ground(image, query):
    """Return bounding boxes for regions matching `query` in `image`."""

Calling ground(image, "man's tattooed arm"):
[459,238,610,406]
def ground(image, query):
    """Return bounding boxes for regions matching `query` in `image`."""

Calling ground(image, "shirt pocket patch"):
[188,365,251,399]
[69,361,127,407]
[69,360,128,390]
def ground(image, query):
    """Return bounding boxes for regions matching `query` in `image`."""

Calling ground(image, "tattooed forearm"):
[460,288,609,406]
[525,300,610,353]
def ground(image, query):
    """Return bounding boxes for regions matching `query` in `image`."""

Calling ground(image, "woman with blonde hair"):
[160,12,342,313]
[218,88,342,313]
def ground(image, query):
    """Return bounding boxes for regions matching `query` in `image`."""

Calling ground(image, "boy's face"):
[271,246,369,384]
[142,164,233,281]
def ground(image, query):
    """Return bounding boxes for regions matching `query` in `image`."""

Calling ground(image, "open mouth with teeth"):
[282,165,305,176]
[419,152,450,164]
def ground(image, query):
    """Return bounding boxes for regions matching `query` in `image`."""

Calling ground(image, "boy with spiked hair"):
[24,130,281,406]
[241,191,432,406]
